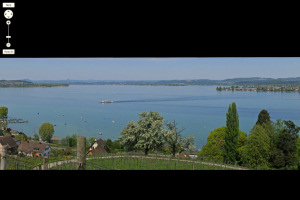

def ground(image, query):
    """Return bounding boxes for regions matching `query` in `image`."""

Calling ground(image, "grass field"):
[50,154,241,170]
[3,153,250,170]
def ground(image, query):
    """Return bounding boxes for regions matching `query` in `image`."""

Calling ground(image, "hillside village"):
[0,125,108,158]
[0,126,51,157]
[0,124,195,160]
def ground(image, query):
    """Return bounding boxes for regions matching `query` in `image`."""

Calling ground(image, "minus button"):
[6,36,11,38]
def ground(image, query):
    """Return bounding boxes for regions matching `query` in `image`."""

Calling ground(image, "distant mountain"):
[23,77,300,86]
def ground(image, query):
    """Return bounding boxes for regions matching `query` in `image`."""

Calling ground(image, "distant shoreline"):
[0,80,69,88]
[25,77,300,87]
[216,86,300,92]
[3,77,300,87]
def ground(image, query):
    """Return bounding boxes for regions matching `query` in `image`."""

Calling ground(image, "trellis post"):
[0,145,7,170]
[77,136,86,170]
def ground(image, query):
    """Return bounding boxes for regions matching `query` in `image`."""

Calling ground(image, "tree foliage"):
[162,120,186,156]
[120,112,195,156]
[240,124,271,168]
[135,111,164,155]
[33,132,39,142]
[183,135,196,152]
[224,102,239,162]
[119,111,164,155]
[256,109,271,125]
[200,126,247,161]
[200,126,226,160]
[0,106,8,119]
[119,120,140,152]
[38,122,55,142]
[275,120,300,167]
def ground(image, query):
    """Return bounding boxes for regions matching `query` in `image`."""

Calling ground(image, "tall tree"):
[224,102,239,163]
[256,109,271,125]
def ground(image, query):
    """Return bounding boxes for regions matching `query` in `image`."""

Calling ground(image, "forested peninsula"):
[0,80,69,87]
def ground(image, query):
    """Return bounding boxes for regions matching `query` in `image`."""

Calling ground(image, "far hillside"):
[0,80,69,87]
[26,77,300,86]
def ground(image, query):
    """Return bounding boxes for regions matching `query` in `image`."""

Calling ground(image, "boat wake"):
[114,97,201,103]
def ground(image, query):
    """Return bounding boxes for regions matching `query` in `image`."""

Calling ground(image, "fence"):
[1,136,254,170]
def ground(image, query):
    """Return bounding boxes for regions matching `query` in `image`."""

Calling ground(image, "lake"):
[1,85,299,149]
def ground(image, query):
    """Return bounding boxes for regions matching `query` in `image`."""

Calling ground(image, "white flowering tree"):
[119,111,164,155]
[119,120,140,152]
[135,111,164,155]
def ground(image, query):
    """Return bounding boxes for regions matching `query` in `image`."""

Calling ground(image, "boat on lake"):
[100,100,114,104]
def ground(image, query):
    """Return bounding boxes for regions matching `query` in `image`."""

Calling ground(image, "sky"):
[0,57,300,80]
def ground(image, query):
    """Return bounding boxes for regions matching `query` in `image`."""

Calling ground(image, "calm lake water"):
[1,85,299,149]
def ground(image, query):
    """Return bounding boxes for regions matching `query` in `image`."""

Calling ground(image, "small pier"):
[0,118,28,123]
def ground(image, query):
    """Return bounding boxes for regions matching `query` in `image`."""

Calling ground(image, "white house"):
[17,140,51,157]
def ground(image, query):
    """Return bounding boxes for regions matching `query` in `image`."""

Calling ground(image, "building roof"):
[52,136,62,141]
[18,141,49,153]
[0,135,18,149]
[93,138,106,148]
[13,137,21,143]
[178,151,190,158]
[11,130,19,135]
[87,147,107,154]
[87,139,107,154]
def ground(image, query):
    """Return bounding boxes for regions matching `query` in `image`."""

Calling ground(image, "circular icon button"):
[4,10,13,19]
[6,20,11,25]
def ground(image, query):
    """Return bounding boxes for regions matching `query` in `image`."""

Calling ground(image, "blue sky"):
[0,57,300,80]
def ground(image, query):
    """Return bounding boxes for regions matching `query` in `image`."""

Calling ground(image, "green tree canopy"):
[0,106,8,118]
[275,120,300,167]
[68,134,78,147]
[87,137,96,147]
[104,139,122,153]
[256,109,271,125]
[240,124,271,169]
[38,122,55,142]
[200,126,247,161]
[224,102,239,163]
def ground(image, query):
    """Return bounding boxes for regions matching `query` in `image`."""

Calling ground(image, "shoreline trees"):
[199,103,300,169]
[119,111,195,156]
